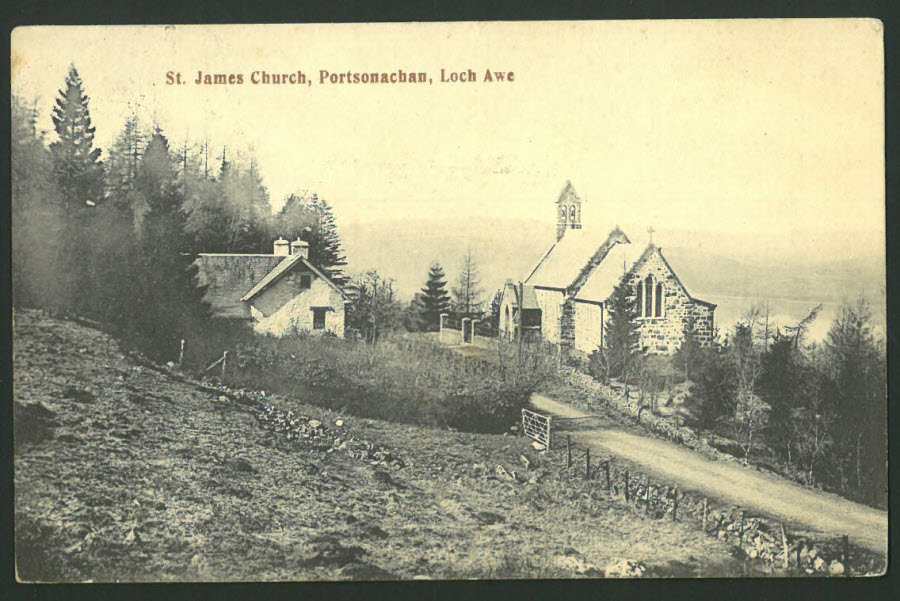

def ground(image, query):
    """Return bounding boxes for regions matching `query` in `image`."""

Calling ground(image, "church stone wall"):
[626,249,715,355]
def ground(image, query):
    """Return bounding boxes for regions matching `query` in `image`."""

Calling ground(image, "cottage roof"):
[240,252,349,302]
[195,254,286,319]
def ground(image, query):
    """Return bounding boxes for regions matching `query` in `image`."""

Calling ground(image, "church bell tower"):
[556,180,582,241]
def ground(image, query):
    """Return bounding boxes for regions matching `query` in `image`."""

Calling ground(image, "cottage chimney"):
[273,237,290,256]
[291,238,309,259]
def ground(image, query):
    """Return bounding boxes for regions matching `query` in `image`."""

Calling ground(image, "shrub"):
[191,331,555,434]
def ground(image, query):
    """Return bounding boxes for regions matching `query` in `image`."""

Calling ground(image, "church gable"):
[625,245,716,353]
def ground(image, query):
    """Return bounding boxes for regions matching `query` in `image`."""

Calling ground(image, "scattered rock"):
[531,441,546,451]
[554,549,600,576]
[217,395,229,403]
[338,562,394,581]
[828,560,845,575]
[308,419,322,428]
[519,454,531,470]
[335,419,344,427]
[813,557,826,571]
[62,386,93,403]
[604,558,646,578]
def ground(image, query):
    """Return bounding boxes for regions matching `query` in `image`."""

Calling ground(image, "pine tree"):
[673,313,702,381]
[105,109,147,229]
[50,64,103,209]
[131,129,209,357]
[276,193,348,285]
[452,249,485,315]
[48,64,105,315]
[418,263,451,332]
[603,279,642,391]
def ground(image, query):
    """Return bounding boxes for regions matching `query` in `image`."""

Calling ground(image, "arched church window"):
[569,205,576,221]
[654,282,664,317]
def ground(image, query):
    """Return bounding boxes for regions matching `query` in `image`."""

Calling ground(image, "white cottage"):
[195,238,349,337]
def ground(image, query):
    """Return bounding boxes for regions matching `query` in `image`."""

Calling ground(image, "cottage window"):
[300,274,312,290]
[312,307,327,330]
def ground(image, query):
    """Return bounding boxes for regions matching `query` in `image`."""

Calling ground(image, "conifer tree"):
[50,65,103,209]
[602,279,642,391]
[418,262,452,332]
[276,192,348,285]
[131,129,209,356]
[48,64,104,315]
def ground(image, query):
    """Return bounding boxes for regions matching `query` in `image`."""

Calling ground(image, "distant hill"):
[341,219,885,314]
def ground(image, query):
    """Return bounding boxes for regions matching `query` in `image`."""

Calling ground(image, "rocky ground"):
[15,309,761,582]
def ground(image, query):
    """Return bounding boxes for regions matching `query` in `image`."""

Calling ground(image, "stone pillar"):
[461,318,471,344]
[439,313,448,344]
[471,319,480,345]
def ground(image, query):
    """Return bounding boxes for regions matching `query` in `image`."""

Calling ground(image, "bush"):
[190,331,555,434]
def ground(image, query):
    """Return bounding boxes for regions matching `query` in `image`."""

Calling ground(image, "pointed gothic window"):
[569,205,576,221]
[654,282,664,317]
[644,276,653,317]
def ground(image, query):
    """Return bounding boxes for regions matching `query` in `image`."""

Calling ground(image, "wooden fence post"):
[624,470,630,501]
[566,435,572,469]
[221,351,228,379]
[702,498,708,532]
[738,510,745,549]
[547,416,552,451]
[842,534,849,574]
[672,487,678,521]
[780,523,790,569]
[585,448,591,480]
[645,477,651,507]
[178,339,185,368]
[795,546,801,569]
[604,461,611,491]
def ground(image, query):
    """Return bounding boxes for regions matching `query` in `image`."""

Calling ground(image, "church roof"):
[575,242,638,302]
[525,228,629,292]
[503,281,540,310]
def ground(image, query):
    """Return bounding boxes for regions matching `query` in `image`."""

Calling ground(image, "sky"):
[11,21,885,313]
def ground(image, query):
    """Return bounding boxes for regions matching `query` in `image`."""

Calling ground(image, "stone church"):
[499,182,716,355]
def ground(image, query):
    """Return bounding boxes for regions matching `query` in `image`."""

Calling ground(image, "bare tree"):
[452,249,484,315]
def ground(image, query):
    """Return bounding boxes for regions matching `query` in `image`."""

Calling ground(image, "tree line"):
[588,280,886,508]
[13,64,499,353]
[13,65,347,358]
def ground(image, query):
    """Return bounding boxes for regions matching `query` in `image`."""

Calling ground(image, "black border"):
[2,1,897,600]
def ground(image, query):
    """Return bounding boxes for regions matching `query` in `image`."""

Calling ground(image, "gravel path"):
[531,394,888,554]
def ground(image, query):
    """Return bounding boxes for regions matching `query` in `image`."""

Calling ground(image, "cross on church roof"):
[647,225,656,244]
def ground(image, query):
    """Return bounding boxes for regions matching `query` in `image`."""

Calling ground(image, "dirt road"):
[531,394,888,554]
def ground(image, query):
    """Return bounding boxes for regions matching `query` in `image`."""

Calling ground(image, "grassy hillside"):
[14,309,755,581]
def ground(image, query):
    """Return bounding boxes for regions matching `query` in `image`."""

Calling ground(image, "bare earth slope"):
[531,395,888,554]
[13,309,748,582]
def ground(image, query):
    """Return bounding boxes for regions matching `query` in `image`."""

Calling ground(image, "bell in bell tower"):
[556,180,583,241]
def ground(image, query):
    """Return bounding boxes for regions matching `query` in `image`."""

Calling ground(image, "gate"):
[521,408,552,449]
